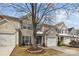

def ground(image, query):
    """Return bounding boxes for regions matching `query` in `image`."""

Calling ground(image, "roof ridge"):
[54,22,64,26]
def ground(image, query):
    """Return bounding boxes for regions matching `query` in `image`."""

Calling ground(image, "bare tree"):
[10,3,58,48]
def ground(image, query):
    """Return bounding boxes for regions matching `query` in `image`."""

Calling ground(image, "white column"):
[31,36,33,45]
[41,36,43,46]
[16,31,19,45]
[44,35,47,46]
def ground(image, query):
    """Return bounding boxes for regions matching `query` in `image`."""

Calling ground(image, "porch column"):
[76,37,78,42]
[44,35,47,47]
[31,36,33,45]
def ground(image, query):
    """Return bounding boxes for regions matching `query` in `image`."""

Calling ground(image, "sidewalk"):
[0,46,15,56]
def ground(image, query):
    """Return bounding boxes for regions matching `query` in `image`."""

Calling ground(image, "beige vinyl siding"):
[0,20,20,29]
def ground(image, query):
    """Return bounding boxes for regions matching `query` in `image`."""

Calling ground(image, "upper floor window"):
[58,29,61,33]
[57,29,68,34]
[62,30,66,34]
[22,24,33,30]
[37,25,42,31]
[62,29,68,34]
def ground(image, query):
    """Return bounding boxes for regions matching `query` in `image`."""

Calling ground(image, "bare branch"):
[37,4,51,24]
[25,3,32,14]
[11,4,27,13]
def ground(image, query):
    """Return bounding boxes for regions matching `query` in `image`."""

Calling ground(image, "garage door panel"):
[47,37,57,46]
[0,34,16,46]
[63,38,71,45]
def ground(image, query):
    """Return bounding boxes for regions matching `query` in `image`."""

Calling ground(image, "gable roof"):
[0,15,20,22]
[0,15,21,25]
[54,22,67,29]
[43,27,57,35]
[0,20,8,25]
[54,22,64,27]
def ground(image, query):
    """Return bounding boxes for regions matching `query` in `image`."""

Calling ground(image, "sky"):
[0,3,79,29]
[55,9,79,29]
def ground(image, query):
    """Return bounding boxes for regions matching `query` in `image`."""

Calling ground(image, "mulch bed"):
[27,47,42,51]
[27,47,43,54]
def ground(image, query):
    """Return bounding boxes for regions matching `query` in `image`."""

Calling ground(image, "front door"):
[21,36,31,46]
[36,36,42,46]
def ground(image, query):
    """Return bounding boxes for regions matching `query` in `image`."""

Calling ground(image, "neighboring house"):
[0,15,21,46]
[36,24,58,47]
[68,28,79,41]
[54,22,70,45]
[20,19,79,47]
[76,30,79,35]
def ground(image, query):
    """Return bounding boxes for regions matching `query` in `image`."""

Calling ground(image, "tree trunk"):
[31,3,37,48]
[32,30,37,48]
[19,21,23,46]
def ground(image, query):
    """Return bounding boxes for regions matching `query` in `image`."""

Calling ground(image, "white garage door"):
[47,37,57,46]
[0,33,16,46]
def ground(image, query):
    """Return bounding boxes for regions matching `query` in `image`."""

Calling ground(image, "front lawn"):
[10,46,63,56]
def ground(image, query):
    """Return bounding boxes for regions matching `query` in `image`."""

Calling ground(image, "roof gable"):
[0,19,8,25]
[44,27,57,35]
[0,15,20,22]
[55,22,67,29]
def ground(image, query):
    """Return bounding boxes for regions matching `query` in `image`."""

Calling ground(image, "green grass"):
[10,46,63,56]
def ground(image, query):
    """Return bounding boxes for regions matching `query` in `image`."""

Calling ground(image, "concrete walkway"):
[0,46,15,56]
[48,46,79,55]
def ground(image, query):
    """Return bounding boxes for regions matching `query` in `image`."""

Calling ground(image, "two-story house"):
[35,22,79,47]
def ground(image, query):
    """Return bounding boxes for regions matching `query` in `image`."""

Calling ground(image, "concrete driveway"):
[48,46,79,56]
[0,46,15,56]
[0,32,16,56]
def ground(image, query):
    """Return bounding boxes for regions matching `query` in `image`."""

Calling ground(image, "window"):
[63,30,66,34]
[27,24,33,30]
[61,30,63,33]
[56,29,58,33]
[65,30,68,34]
[59,29,62,33]
[57,29,61,33]
[22,36,31,45]
[22,24,33,30]
[60,29,67,34]
[65,37,69,39]
[37,25,42,30]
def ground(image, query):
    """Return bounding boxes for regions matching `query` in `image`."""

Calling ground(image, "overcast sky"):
[0,3,79,29]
